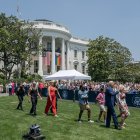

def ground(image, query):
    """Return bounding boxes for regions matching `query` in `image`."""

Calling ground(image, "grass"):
[0,95,140,140]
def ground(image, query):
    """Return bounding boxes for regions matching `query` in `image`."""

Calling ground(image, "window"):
[82,65,85,74]
[82,51,85,59]
[34,60,38,73]
[74,50,77,58]
[74,65,77,70]
[47,42,52,51]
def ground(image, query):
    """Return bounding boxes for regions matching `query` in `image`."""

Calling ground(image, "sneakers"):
[121,126,125,129]
[77,120,94,123]
[123,122,127,126]
[88,120,94,123]
[54,115,59,117]
[44,113,48,116]
[78,120,82,123]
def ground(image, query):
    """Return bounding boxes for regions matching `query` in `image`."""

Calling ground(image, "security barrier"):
[42,89,140,108]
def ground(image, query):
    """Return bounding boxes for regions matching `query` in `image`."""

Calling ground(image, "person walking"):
[96,86,106,123]
[0,83,3,93]
[105,81,119,129]
[77,85,94,123]
[8,82,12,96]
[16,84,25,110]
[116,85,130,129]
[11,81,15,95]
[45,80,61,117]
[50,81,60,113]
[28,82,42,116]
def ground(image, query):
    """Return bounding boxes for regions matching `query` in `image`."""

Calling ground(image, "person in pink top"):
[96,86,106,122]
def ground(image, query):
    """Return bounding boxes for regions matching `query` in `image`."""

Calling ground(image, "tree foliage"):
[0,13,41,80]
[87,36,133,82]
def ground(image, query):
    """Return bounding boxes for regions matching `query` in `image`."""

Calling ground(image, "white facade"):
[28,19,89,76]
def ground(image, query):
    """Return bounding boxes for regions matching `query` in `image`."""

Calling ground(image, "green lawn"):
[0,95,140,140]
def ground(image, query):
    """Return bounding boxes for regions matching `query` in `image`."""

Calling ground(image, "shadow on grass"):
[74,119,91,122]
[99,124,107,128]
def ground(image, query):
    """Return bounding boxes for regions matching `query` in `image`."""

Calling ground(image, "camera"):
[22,124,46,140]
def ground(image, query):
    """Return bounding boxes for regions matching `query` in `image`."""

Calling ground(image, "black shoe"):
[96,120,101,123]
[115,126,122,130]
[33,113,37,116]
[29,112,33,115]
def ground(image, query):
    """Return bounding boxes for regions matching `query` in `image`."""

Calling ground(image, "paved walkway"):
[0,93,9,97]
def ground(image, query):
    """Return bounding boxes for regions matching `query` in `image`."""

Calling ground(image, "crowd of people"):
[1,80,140,95]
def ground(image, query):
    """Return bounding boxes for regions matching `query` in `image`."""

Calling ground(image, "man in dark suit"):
[105,81,119,129]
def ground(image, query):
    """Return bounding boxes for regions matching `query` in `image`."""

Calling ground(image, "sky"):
[0,0,140,61]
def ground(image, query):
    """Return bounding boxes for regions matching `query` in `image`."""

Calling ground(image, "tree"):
[87,36,132,82]
[126,62,140,83]
[0,13,41,80]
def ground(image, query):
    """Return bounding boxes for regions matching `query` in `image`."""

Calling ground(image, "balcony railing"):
[31,20,70,34]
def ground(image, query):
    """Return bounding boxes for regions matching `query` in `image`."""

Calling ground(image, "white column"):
[51,36,56,74]
[38,37,43,76]
[61,38,65,70]
[66,41,70,70]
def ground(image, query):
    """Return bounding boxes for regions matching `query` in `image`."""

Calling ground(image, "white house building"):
[28,19,89,77]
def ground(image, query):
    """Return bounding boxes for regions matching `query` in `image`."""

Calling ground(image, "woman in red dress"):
[45,81,61,117]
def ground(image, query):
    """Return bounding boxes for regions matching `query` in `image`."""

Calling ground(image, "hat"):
[49,80,55,83]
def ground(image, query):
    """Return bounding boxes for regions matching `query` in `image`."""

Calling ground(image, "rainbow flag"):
[55,52,61,66]
[57,55,61,66]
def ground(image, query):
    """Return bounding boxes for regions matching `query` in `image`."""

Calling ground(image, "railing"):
[31,20,70,33]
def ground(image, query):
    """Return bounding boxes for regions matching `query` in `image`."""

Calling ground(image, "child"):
[96,86,106,123]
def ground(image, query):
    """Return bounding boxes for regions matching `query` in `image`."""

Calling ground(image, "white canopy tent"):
[45,69,91,80]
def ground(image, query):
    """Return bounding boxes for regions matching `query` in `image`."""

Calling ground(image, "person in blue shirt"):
[105,81,119,129]
[77,84,94,123]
